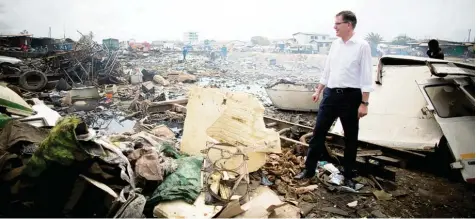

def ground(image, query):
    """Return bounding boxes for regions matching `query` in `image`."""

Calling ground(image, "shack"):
[30,37,55,51]
[417,40,474,58]
[0,34,33,49]
[103,38,120,51]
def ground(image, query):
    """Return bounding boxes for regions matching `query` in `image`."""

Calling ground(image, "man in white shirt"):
[295,11,373,189]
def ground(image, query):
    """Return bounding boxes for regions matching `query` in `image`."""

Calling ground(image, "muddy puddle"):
[72,110,135,134]
[93,117,137,134]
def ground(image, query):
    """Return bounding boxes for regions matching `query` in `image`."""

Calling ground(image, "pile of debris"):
[0,32,126,92]
[0,85,296,218]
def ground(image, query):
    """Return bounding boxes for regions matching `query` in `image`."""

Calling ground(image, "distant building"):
[151,40,165,46]
[183,32,199,45]
[292,32,330,44]
[129,41,151,52]
[416,40,474,58]
[0,34,33,48]
[226,40,247,48]
[292,32,336,54]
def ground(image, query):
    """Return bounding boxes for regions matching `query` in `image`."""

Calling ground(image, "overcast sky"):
[0,0,474,42]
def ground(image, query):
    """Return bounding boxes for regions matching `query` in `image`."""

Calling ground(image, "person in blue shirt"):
[182,46,189,61]
[220,45,227,60]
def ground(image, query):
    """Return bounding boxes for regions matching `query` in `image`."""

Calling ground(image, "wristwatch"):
[361,101,369,106]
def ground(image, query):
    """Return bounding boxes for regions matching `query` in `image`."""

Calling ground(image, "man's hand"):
[312,91,320,103]
[358,104,368,118]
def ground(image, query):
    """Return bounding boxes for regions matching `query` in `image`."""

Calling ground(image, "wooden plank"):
[147,98,189,113]
[265,122,277,128]
[332,152,396,181]
[280,136,308,147]
[264,116,427,159]
[371,155,401,164]
[357,150,383,157]
[172,103,187,113]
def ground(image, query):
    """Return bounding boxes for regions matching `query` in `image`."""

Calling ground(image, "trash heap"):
[0,114,193,217]
[0,33,126,92]
[0,85,301,218]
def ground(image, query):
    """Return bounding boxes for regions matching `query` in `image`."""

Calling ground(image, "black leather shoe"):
[294,170,315,179]
[344,179,355,189]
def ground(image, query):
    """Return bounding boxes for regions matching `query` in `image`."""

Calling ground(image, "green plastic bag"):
[146,156,203,206]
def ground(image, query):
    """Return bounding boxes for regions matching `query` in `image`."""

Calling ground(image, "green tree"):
[392,34,415,45]
[365,33,384,56]
[365,32,384,46]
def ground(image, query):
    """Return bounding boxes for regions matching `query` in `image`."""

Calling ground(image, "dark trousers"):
[305,87,362,178]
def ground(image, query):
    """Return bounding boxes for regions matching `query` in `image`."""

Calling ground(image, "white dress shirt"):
[319,35,374,92]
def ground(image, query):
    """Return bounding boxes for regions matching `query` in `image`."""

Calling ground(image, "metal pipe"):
[278,127,291,135]
[300,132,313,144]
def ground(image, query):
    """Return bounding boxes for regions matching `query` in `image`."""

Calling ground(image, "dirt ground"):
[195,52,474,218]
[253,147,475,218]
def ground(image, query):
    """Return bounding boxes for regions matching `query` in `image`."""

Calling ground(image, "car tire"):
[19,70,48,91]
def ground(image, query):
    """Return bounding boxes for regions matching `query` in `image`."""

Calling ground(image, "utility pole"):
[48,27,51,38]
[467,29,472,42]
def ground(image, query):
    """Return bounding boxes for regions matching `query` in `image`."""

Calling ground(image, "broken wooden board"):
[216,200,245,218]
[320,207,349,216]
[371,155,401,165]
[267,203,301,219]
[357,150,383,157]
[153,193,222,219]
[263,115,427,168]
[324,150,397,181]
[147,98,188,113]
[235,186,283,218]
[180,87,281,172]
[298,202,315,217]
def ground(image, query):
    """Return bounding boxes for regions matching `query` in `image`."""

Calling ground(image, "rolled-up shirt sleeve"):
[360,43,374,92]
[319,43,333,85]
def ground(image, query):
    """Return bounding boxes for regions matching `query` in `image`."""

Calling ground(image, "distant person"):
[427,39,444,60]
[220,45,228,60]
[182,46,189,61]
[210,51,218,62]
[20,44,28,52]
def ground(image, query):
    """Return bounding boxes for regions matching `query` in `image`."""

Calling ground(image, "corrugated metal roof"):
[0,34,33,37]
[292,32,330,36]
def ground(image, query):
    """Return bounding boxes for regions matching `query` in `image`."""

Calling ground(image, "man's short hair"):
[336,10,357,29]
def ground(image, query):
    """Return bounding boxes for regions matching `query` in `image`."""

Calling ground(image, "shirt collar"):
[339,34,357,44]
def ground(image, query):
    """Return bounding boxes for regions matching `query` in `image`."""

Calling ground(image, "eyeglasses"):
[334,22,349,26]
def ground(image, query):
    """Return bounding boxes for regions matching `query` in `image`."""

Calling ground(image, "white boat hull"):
[265,83,322,112]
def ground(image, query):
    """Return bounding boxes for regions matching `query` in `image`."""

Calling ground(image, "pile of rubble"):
[0,33,126,92]
[0,85,298,218]
[1,44,473,218]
